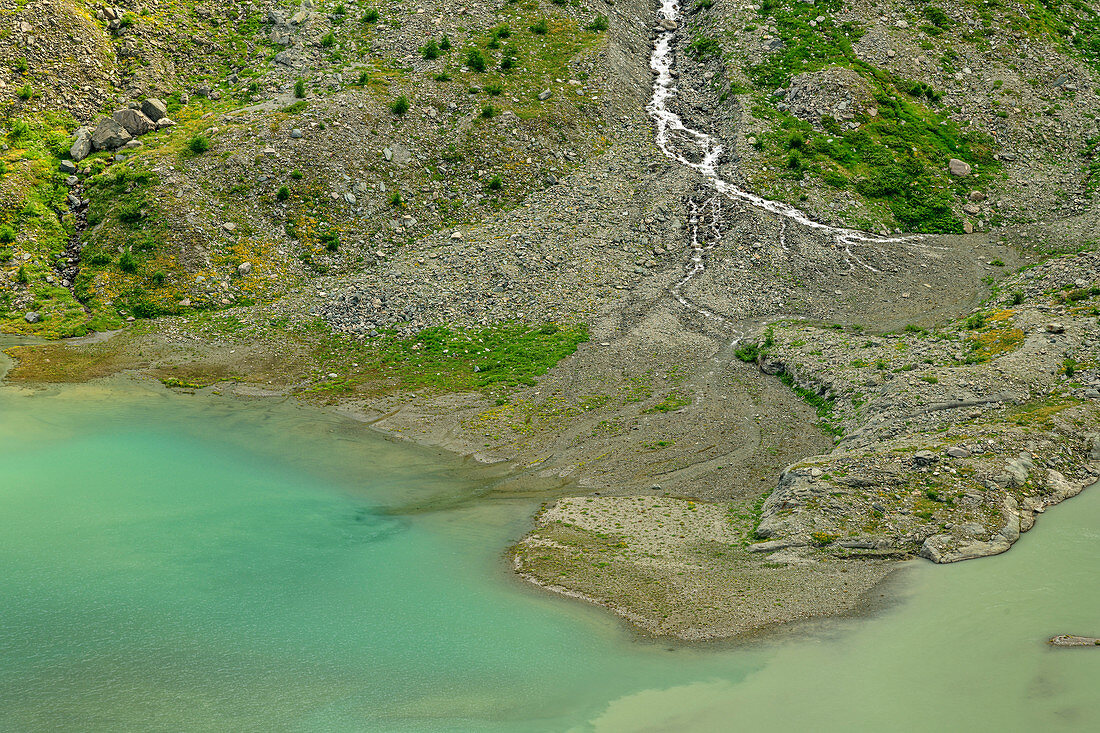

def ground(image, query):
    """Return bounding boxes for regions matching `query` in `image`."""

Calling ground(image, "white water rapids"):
[647,0,930,321]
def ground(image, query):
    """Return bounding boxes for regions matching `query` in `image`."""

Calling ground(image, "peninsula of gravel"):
[3,0,1100,639]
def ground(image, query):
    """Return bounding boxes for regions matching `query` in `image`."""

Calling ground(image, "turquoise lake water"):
[1,363,1099,731]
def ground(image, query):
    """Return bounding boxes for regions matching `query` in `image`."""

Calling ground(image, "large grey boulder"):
[70,126,93,161]
[91,118,132,150]
[140,98,168,122]
[112,108,156,136]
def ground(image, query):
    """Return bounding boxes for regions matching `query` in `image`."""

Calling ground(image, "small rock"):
[238,262,252,275]
[948,158,972,177]
[946,446,971,459]
[23,311,40,324]
[1046,322,1066,334]
[222,222,238,233]
[538,88,552,101]
[59,160,77,175]
[290,128,303,138]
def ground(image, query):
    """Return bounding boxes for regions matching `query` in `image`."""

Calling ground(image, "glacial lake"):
[2,351,1098,731]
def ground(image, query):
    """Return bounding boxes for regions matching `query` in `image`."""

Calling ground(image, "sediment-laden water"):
[0,370,1098,732]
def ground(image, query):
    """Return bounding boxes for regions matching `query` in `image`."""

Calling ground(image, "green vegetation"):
[586,15,609,33]
[391,95,410,116]
[644,392,692,413]
[778,370,843,437]
[186,135,210,154]
[746,0,1000,233]
[306,321,589,396]
[466,49,487,72]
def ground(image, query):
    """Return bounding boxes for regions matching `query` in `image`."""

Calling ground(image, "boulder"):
[112,108,156,136]
[91,118,132,150]
[913,450,939,467]
[70,126,93,161]
[140,97,168,122]
[24,311,41,324]
[948,158,972,177]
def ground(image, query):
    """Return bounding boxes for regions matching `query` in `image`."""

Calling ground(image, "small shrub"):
[291,170,304,180]
[321,32,336,48]
[500,50,516,71]
[965,313,985,330]
[10,119,30,138]
[439,34,451,50]
[990,258,1005,267]
[294,78,306,98]
[321,232,340,252]
[16,265,28,283]
[390,191,404,207]
[186,135,210,154]
[334,4,346,15]
[118,251,138,273]
[495,25,511,39]
[485,83,503,96]
[0,247,11,262]
[14,57,27,73]
[357,70,370,85]
[151,270,167,285]
[0,225,14,245]
[586,15,609,32]
[734,343,760,362]
[1008,290,1024,306]
[465,48,487,72]
[391,95,410,115]
[487,175,503,190]
[276,185,290,201]
[119,12,136,27]
[17,84,33,101]
[421,40,440,60]
[687,36,722,59]
[530,19,548,34]
[480,103,496,118]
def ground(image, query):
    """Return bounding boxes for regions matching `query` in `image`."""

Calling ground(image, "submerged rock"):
[1049,635,1100,647]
